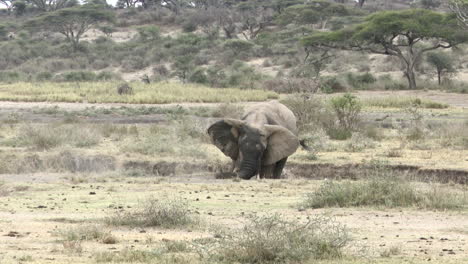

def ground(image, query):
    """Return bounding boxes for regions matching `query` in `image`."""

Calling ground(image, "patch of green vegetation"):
[204,214,349,263]
[106,197,199,228]
[5,124,101,150]
[302,178,467,210]
[58,225,114,243]
[362,97,449,109]
[95,249,163,263]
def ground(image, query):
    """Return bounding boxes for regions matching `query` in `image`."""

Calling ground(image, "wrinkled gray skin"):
[208,101,299,180]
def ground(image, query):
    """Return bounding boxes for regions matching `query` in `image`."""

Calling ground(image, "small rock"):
[89,192,96,195]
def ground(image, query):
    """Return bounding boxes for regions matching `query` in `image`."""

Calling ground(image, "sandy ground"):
[0,96,467,263]
[0,174,466,264]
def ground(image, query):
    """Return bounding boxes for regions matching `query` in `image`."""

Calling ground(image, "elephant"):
[207,101,300,180]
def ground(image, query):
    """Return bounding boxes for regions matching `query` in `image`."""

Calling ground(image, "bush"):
[59,225,115,243]
[57,71,98,82]
[0,71,24,82]
[35,72,53,81]
[182,21,197,32]
[207,214,349,263]
[0,24,7,40]
[223,39,254,57]
[302,176,466,210]
[320,76,347,93]
[11,124,101,150]
[188,67,208,84]
[137,25,160,42]
[281,95,334,134]
[330,93,362,131]
[346,72,377,89]
[106,197,198,228]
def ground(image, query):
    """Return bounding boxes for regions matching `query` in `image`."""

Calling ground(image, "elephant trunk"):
[237,158,259,180]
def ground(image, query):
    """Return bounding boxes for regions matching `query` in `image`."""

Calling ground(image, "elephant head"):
[208,118,299,179]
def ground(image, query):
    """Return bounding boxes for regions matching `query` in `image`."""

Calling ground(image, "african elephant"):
[207,101,299,180]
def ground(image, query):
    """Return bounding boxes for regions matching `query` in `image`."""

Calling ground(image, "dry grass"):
[204,214,349,263]
[362,97,448,109]
[302,177,467,210]
[106,197,199,228]
[0,82,278,104]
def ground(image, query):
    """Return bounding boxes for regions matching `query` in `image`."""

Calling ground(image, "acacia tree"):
[25,5,114,51]
[427,52,456,85]
[278,0,351,30]
[302,9,468,89]
[450,0,468,27]
[237,0,274,40]
[26,0,77,12]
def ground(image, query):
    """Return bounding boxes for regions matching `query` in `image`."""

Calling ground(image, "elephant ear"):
[262,125,299,165]
[207,119,245,160]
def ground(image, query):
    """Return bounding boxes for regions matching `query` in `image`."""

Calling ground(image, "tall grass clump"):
[106,197,198,228]
[302,177,466,210]
[207,214,349,263]
[11,124,101,150]
[58,225,116,244]
[303,179,420,209]
[121,118,208,159]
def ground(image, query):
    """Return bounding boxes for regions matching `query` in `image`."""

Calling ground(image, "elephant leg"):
[260,164,275,179]
[273,157,288,179]
[229,159,236,173]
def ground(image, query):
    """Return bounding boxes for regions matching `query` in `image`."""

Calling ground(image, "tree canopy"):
[450,0,468,27]
[302,9,468,89]
[278,0,352,29]
[25,4,114,51]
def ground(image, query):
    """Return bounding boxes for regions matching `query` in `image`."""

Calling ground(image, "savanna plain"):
[0,84,467,264]
[1,1,468,263]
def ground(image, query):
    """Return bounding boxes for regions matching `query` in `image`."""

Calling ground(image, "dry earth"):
[0,173,467,264]
[0,95,467,264]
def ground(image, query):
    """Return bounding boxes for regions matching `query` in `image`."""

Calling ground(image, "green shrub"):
[281,96,334,134]
[302,177,466,210]
[330,93,362,131]
[137,25,160,42]
[208,214,349,263]
[10,124,101,150]
[182,21,197,32]
[0,24,7,40]
[35,72,53,81]
[97,71,121,81]
[320,76,347,93]
[346,72,377,89]
[0,71,24,82]
[326,127,352,140]
[57,71,98,82]
[223,39,254,56]
[188,67,208,84]
[59,225,113,242]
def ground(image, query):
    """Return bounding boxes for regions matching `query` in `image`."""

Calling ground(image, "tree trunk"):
[405,68,417,90]
[437,69,441,85]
